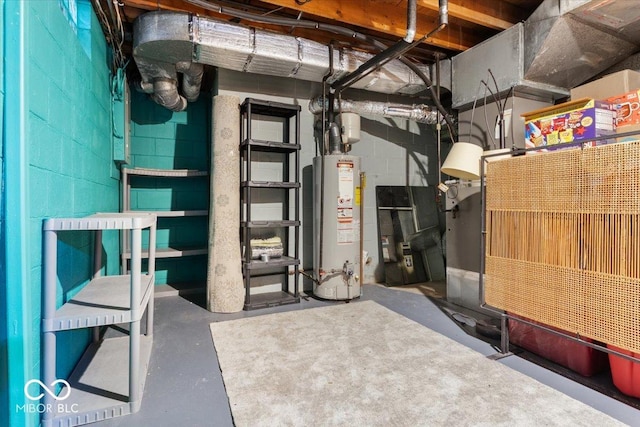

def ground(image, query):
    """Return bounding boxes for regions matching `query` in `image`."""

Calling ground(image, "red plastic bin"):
[607,345,640,398]
[508,314,608,377]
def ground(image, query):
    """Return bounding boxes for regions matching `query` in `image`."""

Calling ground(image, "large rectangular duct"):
[452,24,567,109]
[452,0,640,109]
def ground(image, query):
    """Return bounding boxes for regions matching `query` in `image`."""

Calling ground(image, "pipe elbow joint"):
[404,0,417,42]
[403,28,416,43]
[151,78,188,112]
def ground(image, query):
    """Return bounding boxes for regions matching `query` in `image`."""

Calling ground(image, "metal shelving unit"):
[121,167,209,294]
[42,213,157,427]
[240,98,301,310]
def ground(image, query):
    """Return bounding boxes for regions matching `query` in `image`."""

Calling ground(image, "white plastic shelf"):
[124,167,208,178]
[43,274,154,332]
[42,212,156,427]
[122,246,208,259]
[47,335,153,427]
[121,167,209,289]
[43,212,156,231]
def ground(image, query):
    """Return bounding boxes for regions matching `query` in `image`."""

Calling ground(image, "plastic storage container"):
[607,345,640,398]
[508,314,608,377]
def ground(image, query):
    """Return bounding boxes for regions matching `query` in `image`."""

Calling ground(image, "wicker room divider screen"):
[484,141,640,354]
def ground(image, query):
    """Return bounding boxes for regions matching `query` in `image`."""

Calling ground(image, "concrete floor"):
[93,284,640,427]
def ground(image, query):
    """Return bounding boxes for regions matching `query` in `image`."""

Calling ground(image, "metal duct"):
[133,12,197,111]
[133,11,444,110]
[452,0,640,109]
[150,79,187,112]
[309,96,441,125]
[523,0,639,89]
[177,61,204,103]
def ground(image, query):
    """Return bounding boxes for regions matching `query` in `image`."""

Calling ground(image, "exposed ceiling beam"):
[120,0,544,60]
[417,0,524,30]
[253,0,483,51]
[122,0,232,18]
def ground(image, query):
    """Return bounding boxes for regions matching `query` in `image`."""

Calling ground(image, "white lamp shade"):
[441,142,483,180]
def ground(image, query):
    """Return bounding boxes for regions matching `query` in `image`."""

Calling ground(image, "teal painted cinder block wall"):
[3,1,119,425]
[0,0,8,423]
[129,90,210,286]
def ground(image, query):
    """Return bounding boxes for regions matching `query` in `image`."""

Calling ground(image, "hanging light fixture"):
[440,142,483,180]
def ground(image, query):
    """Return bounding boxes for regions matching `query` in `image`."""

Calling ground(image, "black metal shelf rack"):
[240,98,301,310]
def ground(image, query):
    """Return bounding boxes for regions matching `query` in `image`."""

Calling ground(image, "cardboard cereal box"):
[523,98,616,150]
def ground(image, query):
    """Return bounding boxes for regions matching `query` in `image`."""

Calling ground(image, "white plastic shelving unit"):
[42,213,156,427]
[121,167,208,295]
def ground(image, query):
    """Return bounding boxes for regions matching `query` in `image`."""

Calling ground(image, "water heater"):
[313,155,361,300]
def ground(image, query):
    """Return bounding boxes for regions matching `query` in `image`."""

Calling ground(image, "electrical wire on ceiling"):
[261,6,284,16]
[112,0,126,68]
[91,0,126,70]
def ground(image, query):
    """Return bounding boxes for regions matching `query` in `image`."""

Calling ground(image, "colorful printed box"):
[606,89,640,127]
[523,98,616,150]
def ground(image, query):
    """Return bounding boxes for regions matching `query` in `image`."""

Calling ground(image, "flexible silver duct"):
[309,96,441,125]
[150,78,187,112]
[177,61,204,103]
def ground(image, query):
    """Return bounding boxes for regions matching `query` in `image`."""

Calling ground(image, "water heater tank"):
[313,155,362,300]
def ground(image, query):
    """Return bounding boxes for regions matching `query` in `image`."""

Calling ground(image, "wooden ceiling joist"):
[118,0,544,63]
[253,0,485,51]
[418,0,524,30]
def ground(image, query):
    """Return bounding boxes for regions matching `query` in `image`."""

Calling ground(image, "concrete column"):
[207,95,244,313]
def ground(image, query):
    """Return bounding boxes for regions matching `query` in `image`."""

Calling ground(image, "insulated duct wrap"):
[309,97,441,125]
[195,14,433,94]
[247,30,301,76]
[134,11,441,111]
[195,18,253,71]
[296,38,335,82]
[207,95,245,313]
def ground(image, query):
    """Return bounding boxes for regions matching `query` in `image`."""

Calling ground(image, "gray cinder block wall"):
[217,69,440,289]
